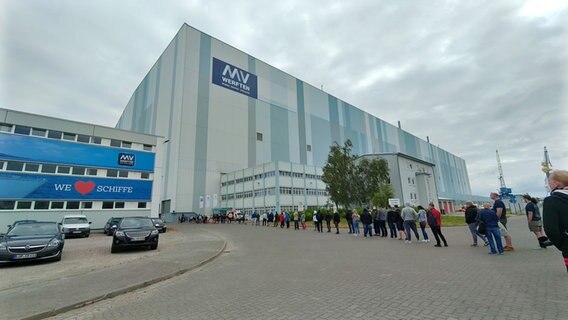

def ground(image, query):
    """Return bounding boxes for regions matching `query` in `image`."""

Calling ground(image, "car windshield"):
[64,217,88,224]
[8,223,58,236]
[120,218,153,228]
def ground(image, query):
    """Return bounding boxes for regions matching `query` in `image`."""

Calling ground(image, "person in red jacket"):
[428,203,448,247]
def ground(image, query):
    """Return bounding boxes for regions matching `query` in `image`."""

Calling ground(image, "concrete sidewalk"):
[0,225,226,320]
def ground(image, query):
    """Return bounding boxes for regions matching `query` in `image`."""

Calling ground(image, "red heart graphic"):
[74,181,96,195]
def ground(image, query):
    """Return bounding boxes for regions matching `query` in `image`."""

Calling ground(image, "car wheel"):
[150,244,158,250]
[163,228,167,233]
[84,233,90,238]
[51,251,62,262]
[111,245,120,253]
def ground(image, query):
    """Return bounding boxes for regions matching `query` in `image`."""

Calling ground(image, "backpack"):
[427,211,438,227]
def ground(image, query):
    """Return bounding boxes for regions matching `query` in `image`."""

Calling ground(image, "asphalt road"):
[44,217,567,320]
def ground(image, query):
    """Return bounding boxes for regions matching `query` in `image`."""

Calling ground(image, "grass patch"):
[440,215,466,227]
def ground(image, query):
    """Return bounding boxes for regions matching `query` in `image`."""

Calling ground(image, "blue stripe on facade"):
[296,80,307,164]
[248,56,256,167]
[270,105,290,162]
[328,96,340,145]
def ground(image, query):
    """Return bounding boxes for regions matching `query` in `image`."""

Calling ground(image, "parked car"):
[151,218,167,233]
[0,221,64,264]
[61,215,91,238]
[104,217,123,236]
[111,217,159,253]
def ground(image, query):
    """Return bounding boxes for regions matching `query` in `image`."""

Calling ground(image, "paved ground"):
[41,216,567,320]
[0,228,225,320]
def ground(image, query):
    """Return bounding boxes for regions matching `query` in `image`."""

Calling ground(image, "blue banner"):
[212,57,258,99]
[0,172,152,201]
[0,134,154,172]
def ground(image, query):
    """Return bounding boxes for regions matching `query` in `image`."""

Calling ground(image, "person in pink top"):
[428,203,448,247]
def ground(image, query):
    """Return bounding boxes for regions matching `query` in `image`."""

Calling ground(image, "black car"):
[111,217,159,253]
[151,218,167,233]
[104,217,123,236]
[0,221,64,264]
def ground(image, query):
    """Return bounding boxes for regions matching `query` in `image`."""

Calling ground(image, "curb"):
[21,231,227,320]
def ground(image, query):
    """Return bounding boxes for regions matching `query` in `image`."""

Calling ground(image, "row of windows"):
[0,161,151,179]
[221,170,322,187]
[0,123,154,152]
[221,186,329,201]
[408,177,415,185]
[0,200,148,210]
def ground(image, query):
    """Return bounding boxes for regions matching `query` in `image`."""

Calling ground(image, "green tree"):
[322,140,356,209]
[372,183,395,208]
[353,157,390,206]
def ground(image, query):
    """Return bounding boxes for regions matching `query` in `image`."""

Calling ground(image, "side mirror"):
[89,222,92,224]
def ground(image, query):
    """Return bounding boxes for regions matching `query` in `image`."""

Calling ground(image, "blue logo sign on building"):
[118,153,135,166]
[212,58,258,99]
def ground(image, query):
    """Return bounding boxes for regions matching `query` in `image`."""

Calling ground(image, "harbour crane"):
[496,150,515,203]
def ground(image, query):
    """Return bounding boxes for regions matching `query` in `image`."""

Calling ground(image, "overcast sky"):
[1,0,567,198]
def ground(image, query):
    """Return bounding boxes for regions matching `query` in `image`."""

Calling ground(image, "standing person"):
[491,192,514,252]
[300,212,306,230]
[293,211,300,230]
[543,170,568,272]
[280,212,286,228]
[285,211,291,229]
[395,207,406,240]
[273,212,279,227]
[267,211,274,227]
[387,207,398,239]
[261,212,267,226]
[346,209,354,234]
[325,211,332,232]
[313,211,318,231]
[352,209,361,236]
[316,211,324,233]
[378,207,388,237]
[417,205,430,243]
[372,207,380,235]
[477,203,504,255]
[361,208,373,238]
[464,201,488,247]
[333,210,341,234]
[523,195,550,248]
[428,203,448,247]
[401,203,420,243]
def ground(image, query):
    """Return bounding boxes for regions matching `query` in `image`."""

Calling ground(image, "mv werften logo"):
[212,57,258,99]
[118,153,135,166]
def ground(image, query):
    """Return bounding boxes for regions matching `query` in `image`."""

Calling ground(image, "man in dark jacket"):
[387,208,398,238]
[372,207,380,235]
[361,208,373,238]
[346,209,354,234]
[464,201,487,246]
[333,210,341,234]
[543,170,568,272]
[325,212,332,232]
[316,211,324,233]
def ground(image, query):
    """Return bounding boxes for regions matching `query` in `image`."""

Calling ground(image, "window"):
[51,202,64,209]
[57,166,71,174]
[307,144,312,152]
[24,163,40,172]
[66,201,80,209]
[92,136,102,144]
[118,171,128,178]
[77,134,90,143]
[115,202,125,209]
[81,202,93,209]
[107,169,118,177]
[87,168,97,176]
[408,177,411,184]
[0,161,4,169]
[34,201,50,210]
[143,144,153,151]
[47,130,62,139]
[141,172,150,179]
[14,125,31,135]
[72,167,86,175]
[0,201,15,210]
[102,202,114,209]
[6,162,24,171]
[17,201,32,209]
[121,141,131,148]
[256,132,263,141]
[63,132,76,141]
[0,123,13,132]
[31,128,47,137]
[110,139,121,147]
[41,164,57,173]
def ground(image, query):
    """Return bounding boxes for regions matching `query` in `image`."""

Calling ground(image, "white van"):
[61,215,91,238]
